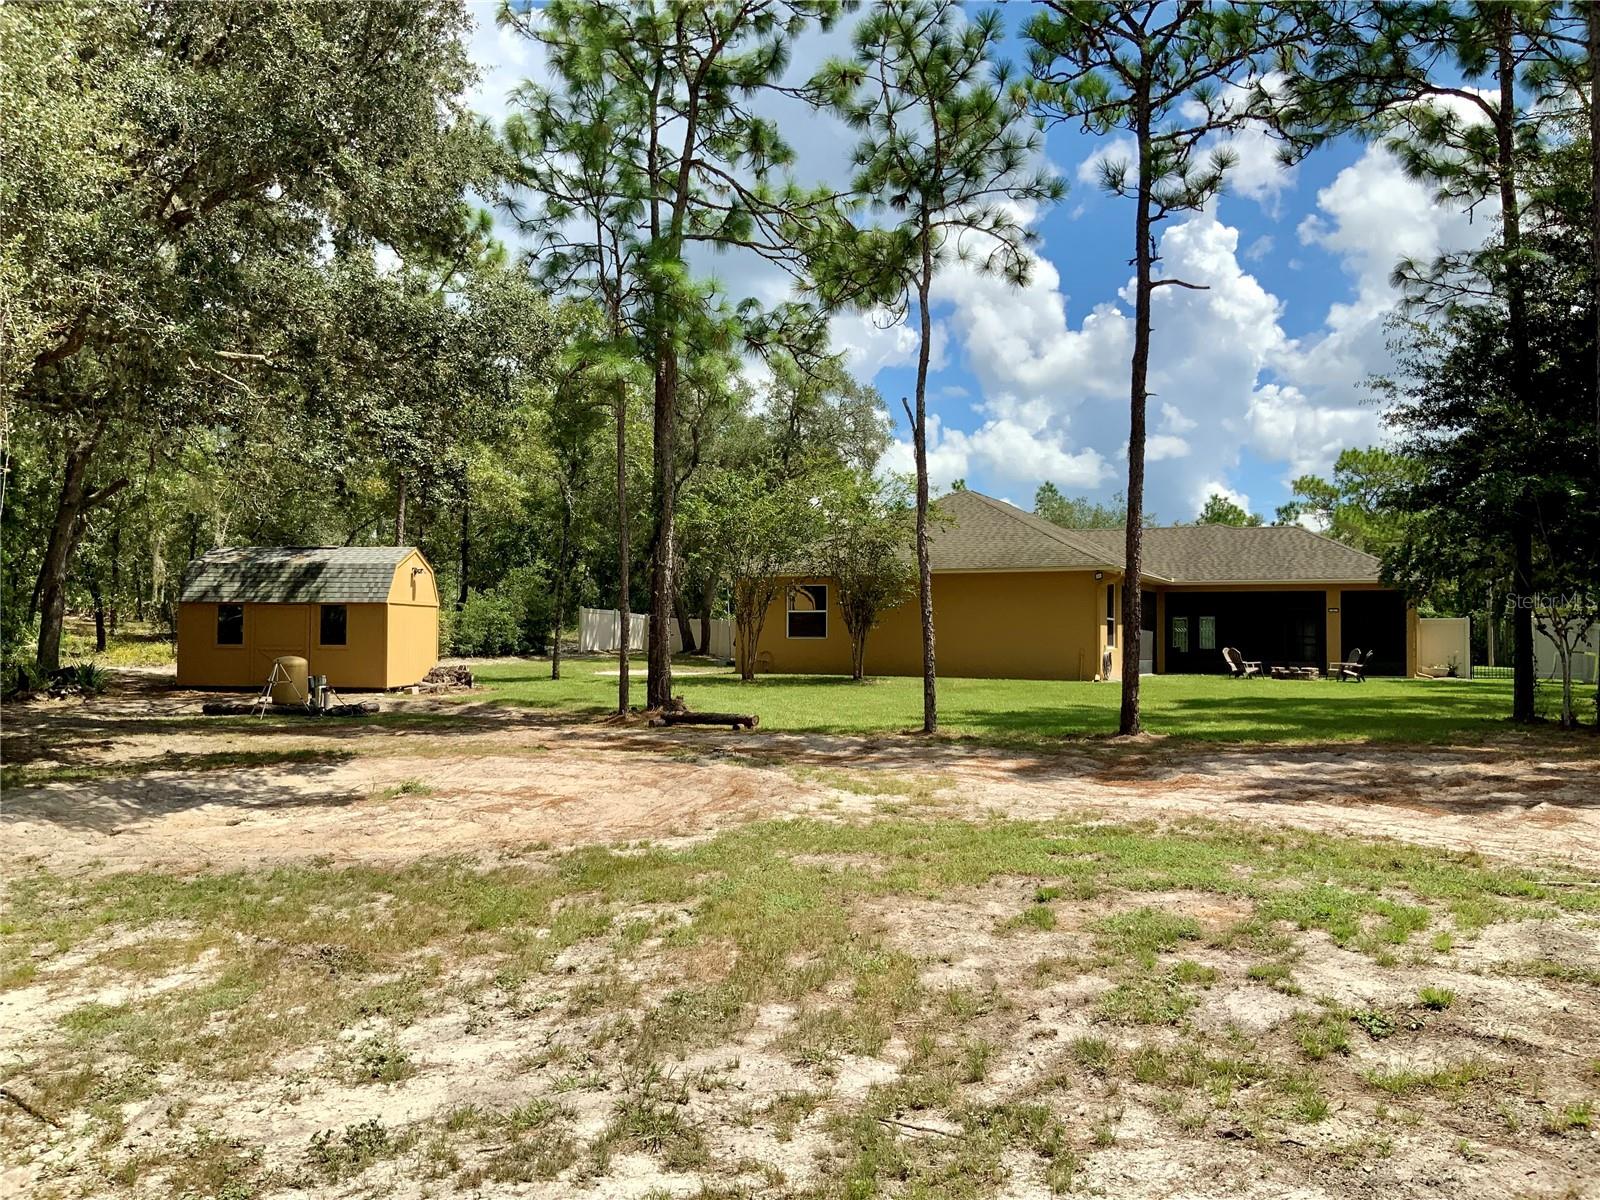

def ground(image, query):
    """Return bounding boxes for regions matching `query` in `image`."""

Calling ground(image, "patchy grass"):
[1363,1058,1497,1096]
[379,777,436,799]
[1417,985,1456,1011]
[790,766,954,804]
[59,618,175,668]
[306,1118,402,1183]
[1540,1100,1593,1134]
[470,659,1541,744]
[6,814,1598,1198]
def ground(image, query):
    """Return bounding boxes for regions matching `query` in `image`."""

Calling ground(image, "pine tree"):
[503,17,650,709]
[1026,0,1306,734]
[811,0,1064,733]
[1275,0,1586,722]
[503,0,841,710]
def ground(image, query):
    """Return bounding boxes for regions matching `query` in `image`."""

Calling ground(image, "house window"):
[787,584,827,639]
[319,604,348,647]
[217,604,244,646]
[1171,616,1189,654]
[1198,615,1216,651]
[1105,584,1116,647]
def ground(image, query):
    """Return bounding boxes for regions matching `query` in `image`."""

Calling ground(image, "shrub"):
[452,588,523,657]
[4,659,51,700]
[68,661,111,696]
[448,567,555,657]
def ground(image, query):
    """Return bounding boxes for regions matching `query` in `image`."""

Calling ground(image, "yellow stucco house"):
[747,490,1417,681]
[176,546,439,690]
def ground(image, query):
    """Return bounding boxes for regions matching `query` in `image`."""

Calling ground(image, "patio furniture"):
[1222,647,1262,678]
[1271,665,1321,680]
[1332,648,1375,682]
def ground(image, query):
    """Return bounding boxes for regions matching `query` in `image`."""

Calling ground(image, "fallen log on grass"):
[200,700,379,718]
[651,709,759,730]
[201,702,258,716]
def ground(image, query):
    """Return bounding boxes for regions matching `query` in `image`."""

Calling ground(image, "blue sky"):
[464,2,1492,523]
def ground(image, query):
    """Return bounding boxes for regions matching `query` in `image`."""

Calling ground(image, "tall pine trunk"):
[616,378,631,713]
[1493,13,1536,722]
[647,349,676,708]
[108,524,121,636]
[1119,94,1153,737]
[457,494,470,611]
[674,590,697,655]
[394,478,407,546]
[89,575,107,652]
[1591,1,1599,472]
[913,226,938,734]
[551,488,572,680]
[1590,0,1600,728]
[699,569,714,660]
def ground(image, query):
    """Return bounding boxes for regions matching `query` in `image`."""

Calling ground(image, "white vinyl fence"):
[1417,616,1472,678]
[1535,624,1599,685]
[578,607,734,660]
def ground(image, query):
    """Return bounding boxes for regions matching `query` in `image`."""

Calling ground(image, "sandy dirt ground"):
[4,677,1599,1200]
[3,678,1599,875]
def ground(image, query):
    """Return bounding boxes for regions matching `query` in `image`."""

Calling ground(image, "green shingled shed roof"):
[180,547,418,604]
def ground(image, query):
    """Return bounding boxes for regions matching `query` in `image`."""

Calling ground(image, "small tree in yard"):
[681,469,824,684]
[815,475,917,681]
[1531,587,1598,730]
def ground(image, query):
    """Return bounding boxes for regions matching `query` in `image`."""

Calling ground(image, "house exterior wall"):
[743,573,1415,680]
[388,550,439,607]
[384,549,440,687]
[747,570,1104,680]
[385,602,440,687]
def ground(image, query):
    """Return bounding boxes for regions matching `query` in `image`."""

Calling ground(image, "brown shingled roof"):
[928,490,1124,572]
[931,491,1380,584]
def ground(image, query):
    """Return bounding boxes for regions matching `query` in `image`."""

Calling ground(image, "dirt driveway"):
[4,680,1598,874]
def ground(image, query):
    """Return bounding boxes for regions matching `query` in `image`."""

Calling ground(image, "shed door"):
[250,605,310,684]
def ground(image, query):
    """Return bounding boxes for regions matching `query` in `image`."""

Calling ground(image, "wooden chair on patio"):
[1333,648,1375,682]
[1222,647,1262,678]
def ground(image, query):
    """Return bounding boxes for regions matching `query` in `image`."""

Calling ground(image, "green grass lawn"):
[473,657,1542,744]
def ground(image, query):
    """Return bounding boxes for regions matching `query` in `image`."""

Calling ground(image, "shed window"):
[1105,584,1116,648]
[787,584,827,639]
[217,604,244,646]
[1171,616,1189,654]
[319,604,348,647]
[1198,615,1216,651]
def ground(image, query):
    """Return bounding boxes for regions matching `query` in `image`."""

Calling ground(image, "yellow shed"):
[176,546,439,690]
